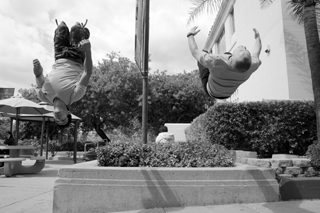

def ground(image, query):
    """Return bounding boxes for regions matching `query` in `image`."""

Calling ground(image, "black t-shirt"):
[4,138,14,146]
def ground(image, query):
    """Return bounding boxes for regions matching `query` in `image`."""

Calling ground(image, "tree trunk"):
[303,0,320,142]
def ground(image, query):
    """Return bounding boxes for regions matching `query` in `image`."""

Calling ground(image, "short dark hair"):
[234,57,252,72]
[6,131,14,139]
[159,126,168,133]
[55,114,72,129]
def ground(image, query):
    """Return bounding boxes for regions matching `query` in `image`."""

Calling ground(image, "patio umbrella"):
[0,97,51,145]
[0,97,49,114]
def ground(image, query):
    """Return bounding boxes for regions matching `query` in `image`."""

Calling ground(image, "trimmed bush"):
[185,101,316,157]
[96,141,235,167]
[306,142,320,170]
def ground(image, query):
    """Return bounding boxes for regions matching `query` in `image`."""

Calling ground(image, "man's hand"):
[187,26,201,37]
[252,28,262,58]
[253,28,260,39]
[79,39,91,53]
[33,59,43,77]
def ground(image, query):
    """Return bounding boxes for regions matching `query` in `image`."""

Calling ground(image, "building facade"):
[204,0,313,102]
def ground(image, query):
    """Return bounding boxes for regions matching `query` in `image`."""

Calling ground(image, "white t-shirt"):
[36,59,87,105]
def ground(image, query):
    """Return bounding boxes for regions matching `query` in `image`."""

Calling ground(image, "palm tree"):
[188,0,320,142]
[187,0,223,25]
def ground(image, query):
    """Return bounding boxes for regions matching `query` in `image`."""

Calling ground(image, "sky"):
[0,0,217,95]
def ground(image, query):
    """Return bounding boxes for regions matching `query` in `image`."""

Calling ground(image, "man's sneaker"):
[81,19,90,39]
[54,20,71,61]
[83,27,90,39]
[70,22,85,47]
[54,21,70,47]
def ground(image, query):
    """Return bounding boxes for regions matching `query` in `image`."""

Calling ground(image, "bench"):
[0,158,26,177]
[0,158,26,163]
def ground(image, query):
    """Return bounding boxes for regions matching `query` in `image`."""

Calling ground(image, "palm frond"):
[286,0,303,25]
[260,0,277,9]
[187,0,223,25]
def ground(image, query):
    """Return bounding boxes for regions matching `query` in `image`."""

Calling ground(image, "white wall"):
[281,0,313,100]
[231,0,290,102]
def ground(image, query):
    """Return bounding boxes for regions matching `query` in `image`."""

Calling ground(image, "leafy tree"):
[187,0,320,142]
[187,0,223,25]
[148,70,215,133]
[0,118,11,139]
[18,86,41,103]
[71,52,143,140]
[72,52,215,139]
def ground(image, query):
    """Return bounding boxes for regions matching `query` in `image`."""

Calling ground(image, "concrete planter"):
[53,161,279,213]
[165,123,190,142]
[235,150,257,162]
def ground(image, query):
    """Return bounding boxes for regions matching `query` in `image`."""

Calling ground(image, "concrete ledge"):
[272,154,299,159]
[53,161,279,213]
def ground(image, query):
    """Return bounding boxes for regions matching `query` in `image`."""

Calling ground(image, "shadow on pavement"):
[261,201,317,213]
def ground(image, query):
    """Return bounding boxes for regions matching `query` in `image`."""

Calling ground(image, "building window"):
[217,28,226,54]
[229,9,235,36]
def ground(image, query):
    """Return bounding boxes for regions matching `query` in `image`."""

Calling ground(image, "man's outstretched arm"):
[78,40,92,87]
[33,59,49,103]
[188,26,202,61]
[252,28,262,59]
[188,26,217,69]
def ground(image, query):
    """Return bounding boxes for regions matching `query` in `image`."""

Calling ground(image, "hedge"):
[185,100,317,157]
[306,141,320,170]
[96,140,235,167]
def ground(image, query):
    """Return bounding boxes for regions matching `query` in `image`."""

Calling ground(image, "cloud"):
[0,0,217,94]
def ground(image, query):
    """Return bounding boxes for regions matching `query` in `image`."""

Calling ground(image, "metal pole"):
[45,120,49,160]
[40,116,45,156]
[15,109,20,145]
[10,118,13,132]
[142,75,148,144]
[142,0,150,144]
[73,121,78,164]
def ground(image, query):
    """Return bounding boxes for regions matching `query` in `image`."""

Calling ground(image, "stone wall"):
[239,157,319,181]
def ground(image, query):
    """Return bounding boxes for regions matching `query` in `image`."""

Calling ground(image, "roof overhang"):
[204,0,236,51]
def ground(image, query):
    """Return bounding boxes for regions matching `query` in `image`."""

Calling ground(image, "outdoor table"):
[0,145,45,177]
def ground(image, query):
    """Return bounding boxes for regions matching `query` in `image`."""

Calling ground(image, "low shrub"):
[306,141,320,170]
[96,140,235,167]
[185,101,316,157]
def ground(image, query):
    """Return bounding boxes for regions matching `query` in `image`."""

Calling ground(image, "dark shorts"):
[54,22,85,65]
[197,62,229,100]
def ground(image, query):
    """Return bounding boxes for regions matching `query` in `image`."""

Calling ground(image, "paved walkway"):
[0,159,319,213]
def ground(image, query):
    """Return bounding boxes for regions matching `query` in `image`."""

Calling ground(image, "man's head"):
[159,126,168,133]
[53,105,72,128]
[231,46,252,72]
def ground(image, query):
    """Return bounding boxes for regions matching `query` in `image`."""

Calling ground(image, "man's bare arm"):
[32,59,51,103]
[78,40,92,86]
[188,26,203,61]
[33,59,45,87]
[252,28,262,58]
